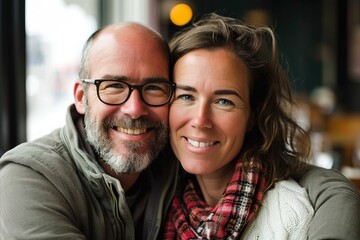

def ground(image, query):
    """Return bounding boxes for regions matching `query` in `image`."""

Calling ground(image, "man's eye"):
[145,85,161,90]
[100,82,127,94]
[108,83,125,89]
[144,84,164,92]
[101,81,126,89]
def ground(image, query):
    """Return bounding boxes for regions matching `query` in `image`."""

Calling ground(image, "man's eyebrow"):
[214,89,244,101]
[144,77,170,83]
[101,74,127,80]
[99,75,169,83]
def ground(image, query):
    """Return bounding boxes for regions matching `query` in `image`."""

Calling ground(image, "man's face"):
[81,28,170,174]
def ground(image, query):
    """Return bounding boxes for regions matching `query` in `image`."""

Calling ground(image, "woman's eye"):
[216,99,234,106]
[176,94,194,101]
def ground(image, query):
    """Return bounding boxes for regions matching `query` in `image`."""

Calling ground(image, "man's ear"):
[74,80,86,114]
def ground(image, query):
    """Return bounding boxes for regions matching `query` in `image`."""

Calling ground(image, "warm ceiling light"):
[170,3,193,26]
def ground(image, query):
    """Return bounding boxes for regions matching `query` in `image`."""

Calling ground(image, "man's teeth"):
[116,127,147,135]
[187,138,215,147]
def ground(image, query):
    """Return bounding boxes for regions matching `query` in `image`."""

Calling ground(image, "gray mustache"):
[104,117,163,129]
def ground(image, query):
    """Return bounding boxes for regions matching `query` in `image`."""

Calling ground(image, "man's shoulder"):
[297,165,359,206]
[0,127,89,207]
[0,128,73,173]
[296,165,360,239]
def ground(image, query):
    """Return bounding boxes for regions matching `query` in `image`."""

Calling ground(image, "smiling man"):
[0,23,177,240]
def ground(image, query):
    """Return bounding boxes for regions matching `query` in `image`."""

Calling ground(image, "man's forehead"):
[99,23,159,43]
[91,25,164,55]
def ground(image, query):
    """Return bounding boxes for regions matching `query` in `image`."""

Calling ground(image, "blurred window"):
[26,0,99,140]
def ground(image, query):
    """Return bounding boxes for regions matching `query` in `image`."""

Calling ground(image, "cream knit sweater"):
[242,179,314,240]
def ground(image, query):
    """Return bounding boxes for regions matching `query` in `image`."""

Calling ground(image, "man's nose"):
[120,89,148,119]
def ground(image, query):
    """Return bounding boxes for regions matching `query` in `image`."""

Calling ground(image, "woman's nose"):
[191,103,212,129]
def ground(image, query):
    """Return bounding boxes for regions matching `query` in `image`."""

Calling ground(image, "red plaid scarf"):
[163,158,266,239]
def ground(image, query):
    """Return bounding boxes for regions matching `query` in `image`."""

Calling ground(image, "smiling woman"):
[170,48,252,177]
[163,12,360,240]
[163,13,315,240]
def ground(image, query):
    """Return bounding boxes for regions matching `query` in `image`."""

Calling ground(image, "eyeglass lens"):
[98,80,172,105]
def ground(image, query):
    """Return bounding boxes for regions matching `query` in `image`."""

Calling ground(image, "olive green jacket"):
[0,105,177,240]
[1,105,359,239]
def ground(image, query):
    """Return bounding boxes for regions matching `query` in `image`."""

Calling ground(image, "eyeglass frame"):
[81,78,176,107]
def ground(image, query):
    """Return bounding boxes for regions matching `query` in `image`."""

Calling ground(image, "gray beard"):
[83,103,168,174]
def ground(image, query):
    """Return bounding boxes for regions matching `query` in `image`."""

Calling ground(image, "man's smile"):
[111,125,147,135]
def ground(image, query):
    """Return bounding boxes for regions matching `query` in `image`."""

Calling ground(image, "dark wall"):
[0,0,27,153]
[164,0,323,95]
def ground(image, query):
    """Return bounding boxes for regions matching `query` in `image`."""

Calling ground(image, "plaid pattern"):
[163,159,266,239]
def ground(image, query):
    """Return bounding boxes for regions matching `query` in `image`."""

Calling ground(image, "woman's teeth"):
[187,138,215,147]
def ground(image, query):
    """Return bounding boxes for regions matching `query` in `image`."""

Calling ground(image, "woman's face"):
[170,48,253,177]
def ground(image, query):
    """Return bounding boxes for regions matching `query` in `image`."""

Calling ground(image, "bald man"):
[0,23,177,240]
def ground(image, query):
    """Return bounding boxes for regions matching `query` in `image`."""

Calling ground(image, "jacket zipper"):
[107,181,126,239]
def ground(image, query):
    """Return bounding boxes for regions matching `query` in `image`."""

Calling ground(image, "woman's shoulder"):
[268,179,314,216]
[266,179,314,236]
[272,178,310,198]
[242,179,314,239]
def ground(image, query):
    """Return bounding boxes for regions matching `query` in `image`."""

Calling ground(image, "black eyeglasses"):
[81,79,176,106]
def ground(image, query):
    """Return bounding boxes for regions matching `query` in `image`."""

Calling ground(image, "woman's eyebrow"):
[176,85,244,101]
[176,84,197,92]
[214,89,244,101]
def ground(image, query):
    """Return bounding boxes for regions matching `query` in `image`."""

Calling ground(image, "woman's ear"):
[246,112,255,132]
[74,80,86,114]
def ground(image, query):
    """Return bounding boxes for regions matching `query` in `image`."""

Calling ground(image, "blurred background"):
[1,0,360,185]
